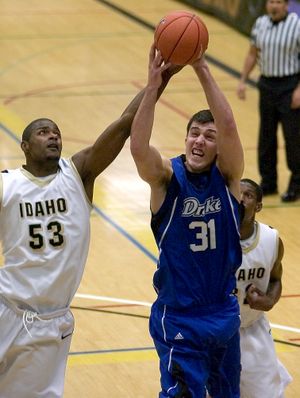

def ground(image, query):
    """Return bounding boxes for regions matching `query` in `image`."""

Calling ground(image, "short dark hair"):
[241,178,263,202]
[22,118,55,142]
[186,110,214,134]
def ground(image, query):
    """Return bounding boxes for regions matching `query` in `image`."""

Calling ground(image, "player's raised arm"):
[192,56,244,199]
[72,49,180,202]
[130,46,174,212]
[130,46,171,183]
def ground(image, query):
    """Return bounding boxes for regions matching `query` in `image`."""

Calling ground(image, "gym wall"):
[178,0,265,36]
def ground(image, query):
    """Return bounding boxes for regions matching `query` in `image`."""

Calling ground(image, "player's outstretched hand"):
[147,44,171,88]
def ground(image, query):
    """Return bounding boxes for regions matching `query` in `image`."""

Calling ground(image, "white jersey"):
[240,315,292,398]
[237,222,279,328]
[0,158,92,314]
[234,222,292,397]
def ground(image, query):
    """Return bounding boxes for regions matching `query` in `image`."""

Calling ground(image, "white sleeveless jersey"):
[236,222,279,328]
[0,158,92,313]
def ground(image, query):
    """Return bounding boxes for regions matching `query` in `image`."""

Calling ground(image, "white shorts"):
[240,315,292,398]
[0,296,74,398]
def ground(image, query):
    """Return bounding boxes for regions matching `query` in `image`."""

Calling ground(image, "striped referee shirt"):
[251,12,300,77]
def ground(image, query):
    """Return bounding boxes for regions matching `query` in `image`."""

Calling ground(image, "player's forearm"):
[265,279,282,310]
[120,73,171,139]
[130,86,157,159]
[193,60,236,132]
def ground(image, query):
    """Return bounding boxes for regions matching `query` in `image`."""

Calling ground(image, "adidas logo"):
[174,332,184,340]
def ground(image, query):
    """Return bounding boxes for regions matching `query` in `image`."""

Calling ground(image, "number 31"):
[189,219,216,252]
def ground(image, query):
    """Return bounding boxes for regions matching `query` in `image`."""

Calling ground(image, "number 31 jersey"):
[0,158,92,313]
[151,155,242,309]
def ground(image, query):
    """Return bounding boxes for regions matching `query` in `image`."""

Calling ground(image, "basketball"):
[154,10,209,66]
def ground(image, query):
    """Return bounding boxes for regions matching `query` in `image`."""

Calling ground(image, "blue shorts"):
[149,297,241,398]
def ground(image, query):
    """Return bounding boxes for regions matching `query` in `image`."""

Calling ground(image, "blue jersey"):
[151,155,242,309]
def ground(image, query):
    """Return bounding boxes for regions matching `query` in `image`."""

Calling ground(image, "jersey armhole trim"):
[67,157,93,210]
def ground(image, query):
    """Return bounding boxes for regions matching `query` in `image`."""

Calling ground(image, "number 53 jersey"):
[0,158,92,313]
[151,155,242,309]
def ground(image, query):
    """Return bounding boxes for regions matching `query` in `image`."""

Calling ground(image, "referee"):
[237,0,300,202]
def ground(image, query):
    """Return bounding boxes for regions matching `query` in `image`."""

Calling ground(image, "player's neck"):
[240,220,257,241]
[23,160,59,177]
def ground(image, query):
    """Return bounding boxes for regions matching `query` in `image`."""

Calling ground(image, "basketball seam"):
[168,16,194,63]
[185,15,202,64]
[155,15,186,44]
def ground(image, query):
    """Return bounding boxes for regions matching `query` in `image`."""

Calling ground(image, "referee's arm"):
[291,79,300,108]
[237,44,257,100]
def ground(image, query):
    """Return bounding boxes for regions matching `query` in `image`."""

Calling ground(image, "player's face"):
[240,182,261,223]
[185,121,217,173]
[24,120,62,162]
[266,0,288,21]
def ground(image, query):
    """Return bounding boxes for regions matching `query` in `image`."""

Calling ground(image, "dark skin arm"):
[246,237,283,311]
[72,64,182,202]
[72,90,145,202]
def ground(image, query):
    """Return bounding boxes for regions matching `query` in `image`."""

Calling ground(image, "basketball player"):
[232,178,292,397]
[0,65,179,397]
[130,45,244,397]
[207,178,292,397]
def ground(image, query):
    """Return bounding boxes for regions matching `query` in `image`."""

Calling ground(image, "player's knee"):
[171,361,192,398]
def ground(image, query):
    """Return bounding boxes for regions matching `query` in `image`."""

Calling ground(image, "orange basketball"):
[154,10,209,65]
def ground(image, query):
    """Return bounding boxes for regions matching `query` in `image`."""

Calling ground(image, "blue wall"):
[290,0,300,14]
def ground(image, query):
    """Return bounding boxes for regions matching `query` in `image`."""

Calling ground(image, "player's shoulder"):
[258,221,278,237]
[58,157,69,167]
[58,157,74,174]
[1,168,19,176]
[258,221,275,230]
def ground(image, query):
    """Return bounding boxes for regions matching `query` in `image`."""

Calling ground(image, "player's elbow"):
[130,137,145,161]
[216,111,237,137]
[223,113,237,133]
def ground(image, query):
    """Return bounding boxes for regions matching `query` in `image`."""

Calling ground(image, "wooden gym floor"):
[0,0,299,396]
